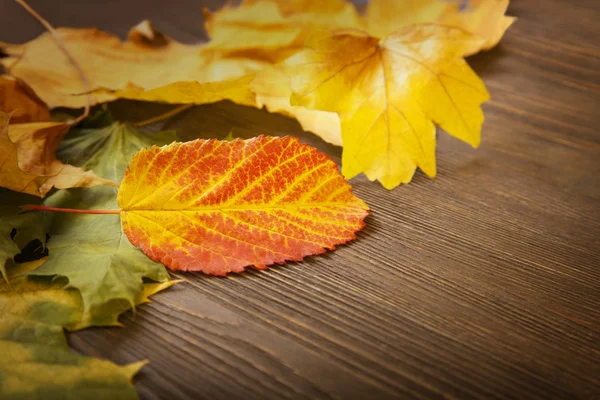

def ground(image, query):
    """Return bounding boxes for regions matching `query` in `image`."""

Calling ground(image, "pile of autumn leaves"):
[2,0,514,192]
[0,0,513,398]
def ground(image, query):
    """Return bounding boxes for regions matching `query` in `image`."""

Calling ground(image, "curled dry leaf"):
[0,20,255,109]
[0,111,117,197]
[118,136,369,275]
[0,75,50,123]
[1,0,354,144]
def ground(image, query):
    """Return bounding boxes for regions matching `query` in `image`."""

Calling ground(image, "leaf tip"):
[125,360,149,381]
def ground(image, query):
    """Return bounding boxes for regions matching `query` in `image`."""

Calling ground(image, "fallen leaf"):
[0,258,169,399]
[286,26,488,188]
[365,0,515,54]
[0,21,255,109]
[2,0,511,193]
[207,0,510,187]
[118,135,369,275]
[1,316,144,400]
[0,229,20,281]
[0,75,50,123]
[2,256,175,330]
[0,111,118,197]
[29,111,175,313]
[200,0,358,146]
[203,0,363,62]
[253,66,343,146]
[109,73,256,106]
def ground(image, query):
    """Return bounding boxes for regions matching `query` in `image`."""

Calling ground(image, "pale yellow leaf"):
[0,21,255,108]
[203,0,364,62]
[366,0,515,55]
[253,66,342,146]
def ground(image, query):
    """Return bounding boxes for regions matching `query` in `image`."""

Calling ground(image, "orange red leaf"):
[118,136,369,275]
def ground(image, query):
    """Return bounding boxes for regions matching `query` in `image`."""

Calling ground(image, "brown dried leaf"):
[0,75,50,123]
[0,111,117,197]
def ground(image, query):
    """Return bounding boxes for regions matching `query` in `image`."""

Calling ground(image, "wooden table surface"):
[3,1,599,399]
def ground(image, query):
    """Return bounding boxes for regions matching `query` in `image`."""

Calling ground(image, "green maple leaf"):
[2,316,144,400]
[0,258,162,400]
[0,110,179,398]
[28,111,178,314]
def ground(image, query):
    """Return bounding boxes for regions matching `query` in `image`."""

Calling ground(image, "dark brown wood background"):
[2,1,599,399]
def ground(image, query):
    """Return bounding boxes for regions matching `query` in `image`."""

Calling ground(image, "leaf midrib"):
[122,202,366,212]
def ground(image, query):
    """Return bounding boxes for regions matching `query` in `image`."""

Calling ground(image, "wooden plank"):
[2,0,599,398]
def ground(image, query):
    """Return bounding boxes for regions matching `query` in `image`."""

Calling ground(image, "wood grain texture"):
[2,0,599,399]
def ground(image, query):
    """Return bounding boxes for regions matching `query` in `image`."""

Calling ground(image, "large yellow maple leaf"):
[2,0,510,190]
[221,0,510,159]
[286,25,490,189]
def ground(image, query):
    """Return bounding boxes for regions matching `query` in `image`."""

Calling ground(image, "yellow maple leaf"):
[0,21,255,109]
[287,26,488,189]
[365,0,515,55]
[0,111,117,197]
[210,0,508,158]
[200,0,360,146]
[253,66,343,146]
[203,0,364,62]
